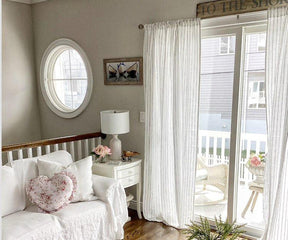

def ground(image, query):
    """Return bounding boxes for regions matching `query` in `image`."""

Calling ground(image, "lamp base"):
[109,135,122,160]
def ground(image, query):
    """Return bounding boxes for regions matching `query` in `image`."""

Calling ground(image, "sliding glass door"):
[195,35,235,219]
[237,30,266,230]
[195,22,267,237]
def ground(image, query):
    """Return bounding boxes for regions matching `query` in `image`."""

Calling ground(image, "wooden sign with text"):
[197,0,288,19]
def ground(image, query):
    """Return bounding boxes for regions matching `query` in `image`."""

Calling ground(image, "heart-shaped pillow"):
[26,172,77,213]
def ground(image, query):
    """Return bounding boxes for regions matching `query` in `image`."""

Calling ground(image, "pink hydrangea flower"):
[104,146,112,155]
[93,145,111,159]
[250,155,261,167]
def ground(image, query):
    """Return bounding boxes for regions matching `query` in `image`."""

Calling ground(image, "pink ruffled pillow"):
[26,171,77,213]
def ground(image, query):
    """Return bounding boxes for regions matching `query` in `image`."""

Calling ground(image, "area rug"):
[194,185,226,205]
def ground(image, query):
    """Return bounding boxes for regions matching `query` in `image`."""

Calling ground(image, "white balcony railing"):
[198,130,267,183]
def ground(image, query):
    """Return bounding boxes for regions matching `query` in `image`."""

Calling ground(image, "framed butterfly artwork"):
[103,57,143,85]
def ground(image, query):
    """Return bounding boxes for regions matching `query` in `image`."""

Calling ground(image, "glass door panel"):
[194,35,236,219]
[237,32,266,229]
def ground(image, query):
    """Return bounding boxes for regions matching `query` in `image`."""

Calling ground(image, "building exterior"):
[199,34,266,135]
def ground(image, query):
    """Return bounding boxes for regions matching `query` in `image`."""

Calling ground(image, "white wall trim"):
[40,38,94,119]
[202,10,267,30]
[31,0,47,3]
[8,0,47,4]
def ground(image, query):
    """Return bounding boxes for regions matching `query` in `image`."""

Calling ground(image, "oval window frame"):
[40,38,93,118]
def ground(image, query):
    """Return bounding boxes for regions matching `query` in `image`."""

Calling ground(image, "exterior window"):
[245,32,266,110]
[248,80,265,109]
[219,36,235,54]
[257,33,266,52]
[40,39,93,118]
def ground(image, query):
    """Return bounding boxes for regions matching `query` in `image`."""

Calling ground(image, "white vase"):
[247,165,265,184]
[109,135,122,160]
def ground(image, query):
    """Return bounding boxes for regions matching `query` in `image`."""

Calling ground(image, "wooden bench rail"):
[2,132,106,152]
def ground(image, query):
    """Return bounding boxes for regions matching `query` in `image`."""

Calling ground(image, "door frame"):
[197,12,267,239]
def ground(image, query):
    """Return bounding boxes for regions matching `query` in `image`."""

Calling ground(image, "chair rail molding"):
[8,0,47,4]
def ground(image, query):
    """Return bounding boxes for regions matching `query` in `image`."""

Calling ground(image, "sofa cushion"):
[27,201,113,240]
[196,168,208,181]
[2,210,63,240]
[13,157,38,202]
[1,166,25,217]
[52,200,107,219]
[52,201,115,240]
[38,150,73,166]
[10,151,73,207]
[26,172,76,213]
[11,151,73,186]
[37,156,95,202]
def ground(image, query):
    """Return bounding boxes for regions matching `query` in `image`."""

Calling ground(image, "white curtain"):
[263,6,288,240]
[143,19,200,228]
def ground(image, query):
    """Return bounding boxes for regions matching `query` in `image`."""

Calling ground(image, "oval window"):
[40,39,93,118]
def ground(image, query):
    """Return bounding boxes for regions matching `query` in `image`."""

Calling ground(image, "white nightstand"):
[92,158,142,219]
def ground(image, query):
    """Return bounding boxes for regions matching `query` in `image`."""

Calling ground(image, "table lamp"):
[100,110,130,160]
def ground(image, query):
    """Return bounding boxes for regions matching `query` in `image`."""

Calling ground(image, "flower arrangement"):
[246,153,266,167]
[91,145,111,162]
[246,153,266,184]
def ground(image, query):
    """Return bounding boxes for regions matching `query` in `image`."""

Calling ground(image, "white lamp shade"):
[100,110,130,135]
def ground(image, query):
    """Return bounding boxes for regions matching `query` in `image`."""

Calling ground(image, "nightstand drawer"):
[119,175,139,188]
[117,165,140,179]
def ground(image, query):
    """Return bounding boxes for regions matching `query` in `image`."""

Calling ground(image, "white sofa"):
[1,151,128,240]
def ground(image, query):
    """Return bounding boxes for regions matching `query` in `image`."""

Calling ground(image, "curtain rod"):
[138,21,266,30]
[138,9,268,30]
[138,11,267,30]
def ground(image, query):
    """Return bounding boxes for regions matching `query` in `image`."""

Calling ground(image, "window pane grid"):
[51,48,88,111]
[245,33,266,109]
[68,49,74,108]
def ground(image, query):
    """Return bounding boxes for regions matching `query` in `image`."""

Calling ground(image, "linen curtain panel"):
[143,19,200,228]
[263,6,288,240]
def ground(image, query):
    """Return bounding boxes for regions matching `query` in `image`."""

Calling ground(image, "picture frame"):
[103,57,143,85]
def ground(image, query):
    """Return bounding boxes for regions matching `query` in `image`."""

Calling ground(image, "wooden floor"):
[124,210,186,240]
[124,210,249,240]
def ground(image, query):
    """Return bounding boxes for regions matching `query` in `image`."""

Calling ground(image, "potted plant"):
[91,145,111,163]
[183,216,246,240]
[246,153,266,184]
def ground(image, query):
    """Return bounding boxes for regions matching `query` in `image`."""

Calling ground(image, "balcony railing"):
[198,130,267,182]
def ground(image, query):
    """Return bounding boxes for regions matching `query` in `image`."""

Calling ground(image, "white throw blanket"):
[2,175,128,240]
[92,175,129,239]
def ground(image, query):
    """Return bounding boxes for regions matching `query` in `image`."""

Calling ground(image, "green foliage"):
[183,216,246,240]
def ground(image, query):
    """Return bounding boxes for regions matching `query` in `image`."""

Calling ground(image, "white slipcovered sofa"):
[1,151,128,240]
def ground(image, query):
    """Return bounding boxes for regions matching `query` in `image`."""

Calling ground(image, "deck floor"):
[194,183,264,229]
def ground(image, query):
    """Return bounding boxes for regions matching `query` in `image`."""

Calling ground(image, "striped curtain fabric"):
[263,6,288,240]
[142,19,200,228]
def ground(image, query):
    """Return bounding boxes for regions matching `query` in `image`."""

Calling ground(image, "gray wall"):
[2,0,42,145]
[32,0,204,157]
[31,0,206,201]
